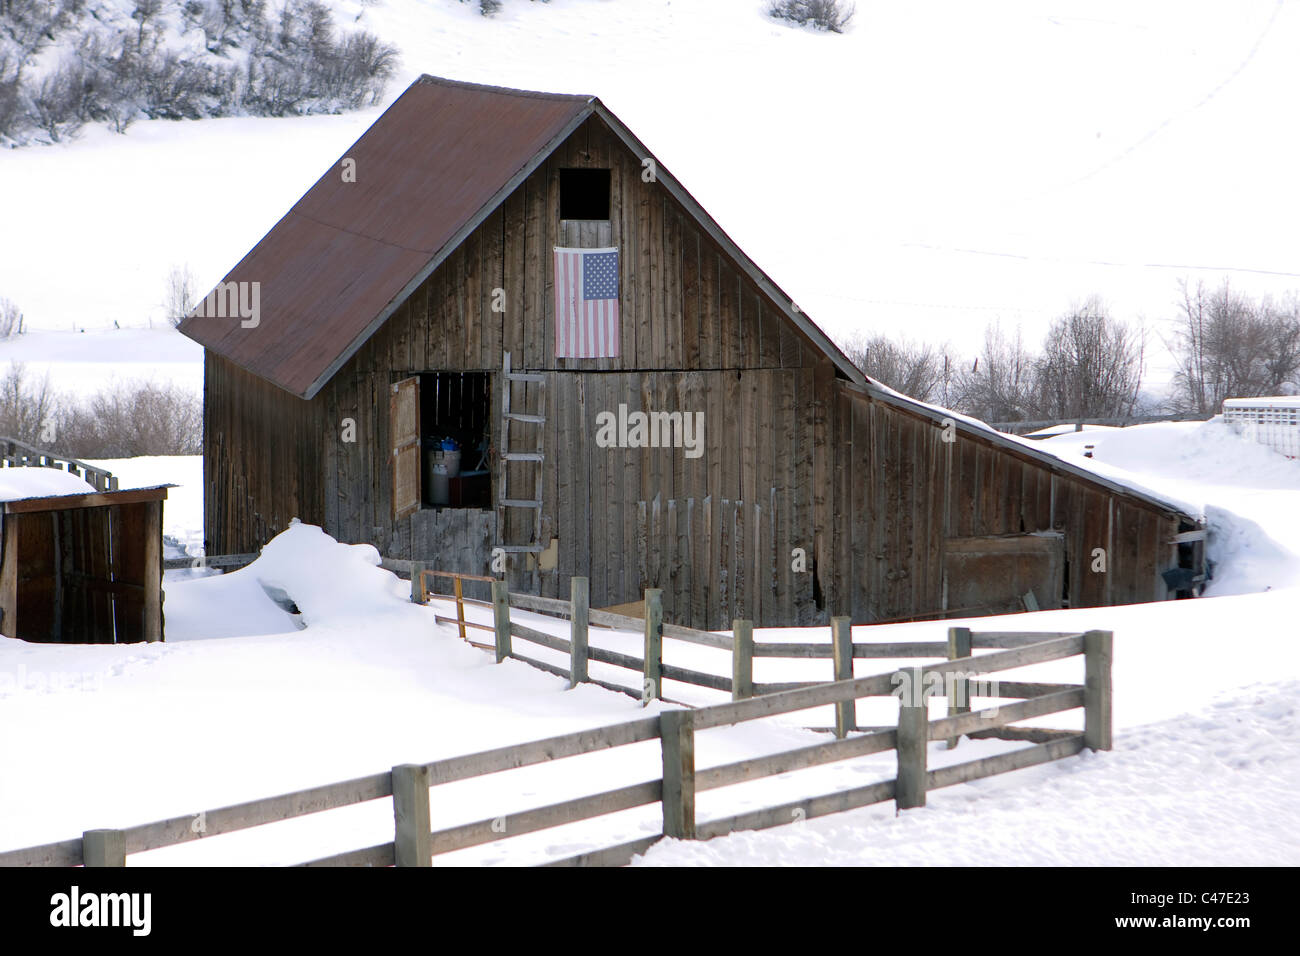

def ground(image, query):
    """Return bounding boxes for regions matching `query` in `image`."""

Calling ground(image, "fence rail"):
[478,578,1060,722]
[0,631,1110,867]
[0,436,117,492]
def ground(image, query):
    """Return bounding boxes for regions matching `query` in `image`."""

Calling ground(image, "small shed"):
[0,469,168,644]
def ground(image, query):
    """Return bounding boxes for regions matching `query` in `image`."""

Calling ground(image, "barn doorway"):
[419,372,491,510]
[389,372,492,520]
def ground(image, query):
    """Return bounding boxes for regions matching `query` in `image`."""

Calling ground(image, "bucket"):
[424,447,461,505]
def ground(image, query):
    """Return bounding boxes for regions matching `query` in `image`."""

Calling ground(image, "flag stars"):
[583,251,619,300]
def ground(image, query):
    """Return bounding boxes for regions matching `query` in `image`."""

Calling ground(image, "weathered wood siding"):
[819,386,1182,628]
[203,355,324,555]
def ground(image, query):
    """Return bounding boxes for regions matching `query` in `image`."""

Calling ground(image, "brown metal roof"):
[179,76,594,399]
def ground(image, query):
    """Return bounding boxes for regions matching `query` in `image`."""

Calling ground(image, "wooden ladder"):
[496,351,546,556]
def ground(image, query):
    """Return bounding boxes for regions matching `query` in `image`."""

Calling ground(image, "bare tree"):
[953,323,1037,422]
[163,264,196,327]
[841,333,951,403]
[0,297,21,338]
[1169,280,1300,413]
[1034,298,1145,419]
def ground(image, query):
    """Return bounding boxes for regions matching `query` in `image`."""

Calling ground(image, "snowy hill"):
[1,0,398,145]
[3,0,1299,381]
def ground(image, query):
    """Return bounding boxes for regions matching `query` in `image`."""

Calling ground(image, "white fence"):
[1223,397,1300,459]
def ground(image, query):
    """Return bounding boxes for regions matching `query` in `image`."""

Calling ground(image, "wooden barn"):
[180,75,1205,629]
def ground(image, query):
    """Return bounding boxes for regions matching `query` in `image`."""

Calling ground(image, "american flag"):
[554,247,620,358]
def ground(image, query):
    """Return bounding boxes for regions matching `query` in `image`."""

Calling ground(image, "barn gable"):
[180,75,863,399]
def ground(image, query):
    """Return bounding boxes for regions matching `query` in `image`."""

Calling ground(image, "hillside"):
[2,0,1299,381]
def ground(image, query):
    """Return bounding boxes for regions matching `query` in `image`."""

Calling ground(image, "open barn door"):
[943,533,1065,616]
[390,376,421,521]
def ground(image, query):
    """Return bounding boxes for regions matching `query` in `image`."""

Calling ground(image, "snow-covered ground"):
[0,418,1296,866]
[4,0,1300,392]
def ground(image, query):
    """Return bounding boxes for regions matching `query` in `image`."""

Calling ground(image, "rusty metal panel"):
[943,533,1065,616]
[179,76,593,399]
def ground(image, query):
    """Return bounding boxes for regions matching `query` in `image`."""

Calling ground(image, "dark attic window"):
[559,168,611,220]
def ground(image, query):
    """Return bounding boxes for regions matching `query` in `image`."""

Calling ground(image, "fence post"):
[491,580,511,663]
[832,616,854,738]
[570,576,589,688]
[1083,629,1113,752]
[895,667,929,810]
[392,764,432,866]
[452,574,467,643]
[660,710,696,839]
[732,619,753,701]
[410,561,427,604]
[643,588,663,705]
[82,829,125,867]
[946,626,972,749]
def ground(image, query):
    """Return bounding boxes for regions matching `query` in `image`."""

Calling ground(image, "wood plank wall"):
[205,355,325,556]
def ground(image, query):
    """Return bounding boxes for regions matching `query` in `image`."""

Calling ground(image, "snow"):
[0,467,95,502]
[1,419,1299,865]
[0,329,203,396]
[83,455,204,556]
[636,679,1300,866]
[1022,423,1119,438]
[1039,420,1300,593]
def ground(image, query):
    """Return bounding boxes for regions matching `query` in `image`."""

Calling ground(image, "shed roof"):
[0,481,171,515]
[178,74,867,399]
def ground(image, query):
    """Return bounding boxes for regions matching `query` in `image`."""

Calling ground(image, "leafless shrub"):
[55,381,202,457]
[2,0,399,141]
[768,0,855,33]
[0,362,57,445]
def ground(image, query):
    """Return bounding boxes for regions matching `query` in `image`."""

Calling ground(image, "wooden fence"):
[0,630,1111,867]
[0,436,117,492]
[479,577,1070,737]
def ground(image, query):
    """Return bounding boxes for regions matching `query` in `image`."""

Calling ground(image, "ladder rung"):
[500,499,542,508]
[495,544,545,553]
[507,372,546,383]
[505,412,546,424]
[502,452,544,462]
